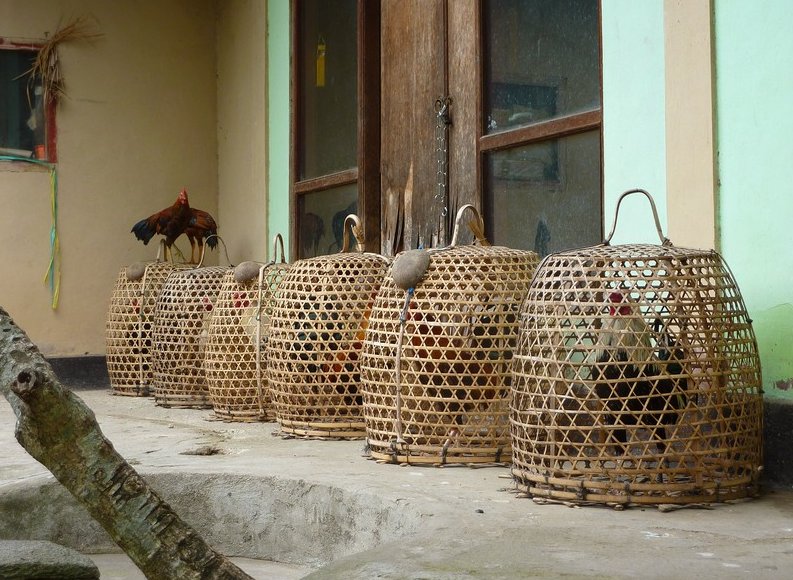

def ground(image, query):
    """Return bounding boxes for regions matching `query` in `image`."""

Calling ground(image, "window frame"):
[289,0,380,260]
[0,40,57,164]
[477,0,603,240]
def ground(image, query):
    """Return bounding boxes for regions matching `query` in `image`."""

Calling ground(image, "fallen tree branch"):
[0,307,253,580]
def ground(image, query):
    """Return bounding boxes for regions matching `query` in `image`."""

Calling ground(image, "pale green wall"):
[715,0,793,399]
[267,0,291,259]
[601,0,667,246]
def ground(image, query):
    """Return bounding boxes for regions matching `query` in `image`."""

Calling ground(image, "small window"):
[481,0,602,257]
[291,0,380,260]
[0,44,53,162]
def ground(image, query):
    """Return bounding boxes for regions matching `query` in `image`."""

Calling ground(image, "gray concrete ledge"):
[0,473,420,569]
[2,389,793,579]
[49,356,793,488]
[0,540,99,579]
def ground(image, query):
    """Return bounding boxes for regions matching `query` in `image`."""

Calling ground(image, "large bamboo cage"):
[361,205,540,465]
[152,240,232,408]
[204,235,291,421]
[511,190,763,506]
[106,243,190,396]
[266,215,390,438]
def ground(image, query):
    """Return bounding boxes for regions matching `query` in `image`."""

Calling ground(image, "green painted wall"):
[715,0,793,399]
[267,0,291,259]
[601,0,667,246]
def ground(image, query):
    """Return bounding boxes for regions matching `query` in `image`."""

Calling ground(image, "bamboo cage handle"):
[271,233,287,264]
[341,214,365,253]
[448,204,488,248]
[198,234,233,267]
[604,188,672,246]
[155,239,169,262]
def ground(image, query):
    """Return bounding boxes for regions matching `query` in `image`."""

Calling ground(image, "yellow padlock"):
[316,36,326,88]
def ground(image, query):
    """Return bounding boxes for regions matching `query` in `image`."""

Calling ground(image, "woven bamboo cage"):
[106,243,190,396]
[204,235,291,421]
[152,239,232,408]
[511,189,763,506]
[361,205,540,465]
[266,215,390,438]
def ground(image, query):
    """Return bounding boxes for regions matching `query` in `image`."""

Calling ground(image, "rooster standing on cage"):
[592,291,687,458]
[131,189,218,263]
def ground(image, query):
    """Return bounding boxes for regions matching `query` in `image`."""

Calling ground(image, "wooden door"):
[291,0,602,258]
[380,0,479,254]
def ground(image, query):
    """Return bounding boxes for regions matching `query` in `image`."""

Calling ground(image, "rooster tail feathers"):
[188,209,218,246]
[205,233,219,248]
[131,219,155,244]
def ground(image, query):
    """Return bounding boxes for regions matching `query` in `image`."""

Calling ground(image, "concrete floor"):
[2,387,793,579]
[86,553,308,579]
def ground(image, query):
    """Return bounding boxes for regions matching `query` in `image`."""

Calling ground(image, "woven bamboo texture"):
[204,261,290,421]
[361,209,540,465]
[152,265,230,408]
[511,191,763,506]
[266,217,389,438]
[105,260,189,396]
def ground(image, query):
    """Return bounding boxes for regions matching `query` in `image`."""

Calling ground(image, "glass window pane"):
[484,130,601,256]
[298,0,358,179]
[297,185,358,259]
[483,0,600,134]
[0,49,38,154]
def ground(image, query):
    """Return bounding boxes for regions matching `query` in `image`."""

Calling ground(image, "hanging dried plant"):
[25,16,103,107]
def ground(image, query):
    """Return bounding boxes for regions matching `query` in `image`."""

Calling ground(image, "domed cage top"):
[105,242,191,396]
[152,238,232,408]
[511,190,763,506]
[265,215,390,439]
[361,205,541,465]
[204,235,291,422]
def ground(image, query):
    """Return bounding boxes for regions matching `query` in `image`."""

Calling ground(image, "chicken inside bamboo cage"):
[265,215,390,439]
[361,205,540,465]
[204,235,291,422]
[106,242,190,396]
[510,190,763,506]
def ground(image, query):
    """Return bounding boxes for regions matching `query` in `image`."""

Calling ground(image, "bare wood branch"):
[0,307,254,580]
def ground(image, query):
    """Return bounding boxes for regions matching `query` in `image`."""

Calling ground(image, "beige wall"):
[1,0,219,356]
[216,0,269,263]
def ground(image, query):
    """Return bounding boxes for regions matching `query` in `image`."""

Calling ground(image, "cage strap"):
[393,288,414,445]
[137,263,155,394]
[253,263,270,417]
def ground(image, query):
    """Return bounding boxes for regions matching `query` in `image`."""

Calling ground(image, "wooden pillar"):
[664,0,718,249]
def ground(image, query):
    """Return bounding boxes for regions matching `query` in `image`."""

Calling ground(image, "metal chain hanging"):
[433,96,452,246]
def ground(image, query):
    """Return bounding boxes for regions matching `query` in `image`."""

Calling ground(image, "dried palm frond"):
[24,16,103,106]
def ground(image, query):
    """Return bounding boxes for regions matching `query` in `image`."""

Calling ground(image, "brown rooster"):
[131,189,217,263]
[592,291,687,459]
[184,208,219,263]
